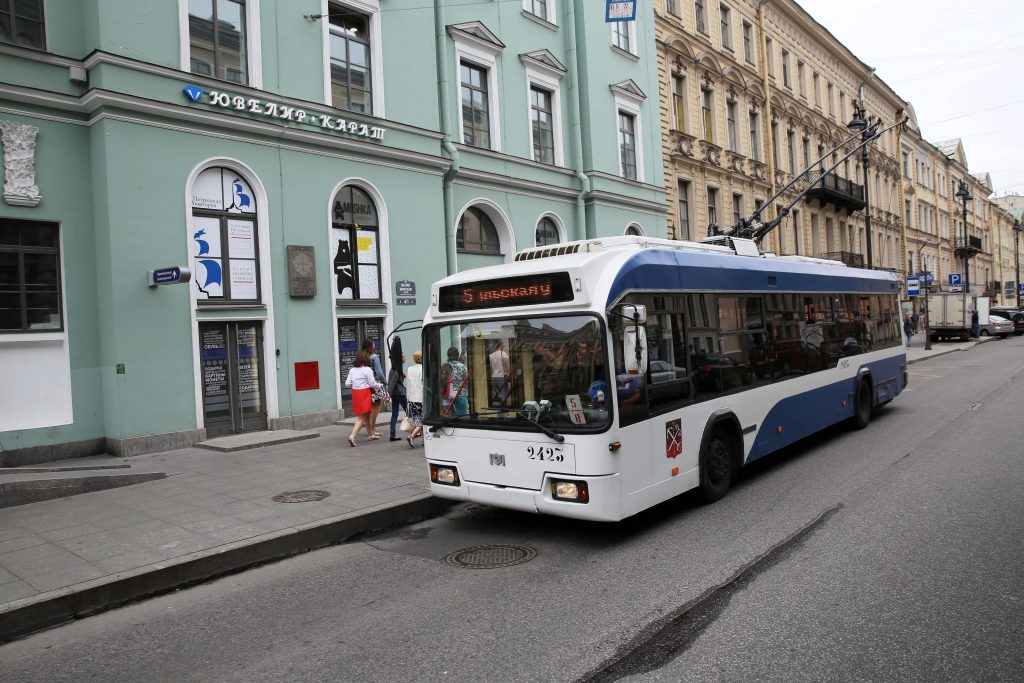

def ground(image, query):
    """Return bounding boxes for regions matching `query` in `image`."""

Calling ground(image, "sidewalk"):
[904,331,995,364]
[0,422,446,643]
[0,335,996,642]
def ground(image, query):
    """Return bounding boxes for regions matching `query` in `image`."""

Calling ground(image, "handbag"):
[372,384,390,405]
[399,416,412,433]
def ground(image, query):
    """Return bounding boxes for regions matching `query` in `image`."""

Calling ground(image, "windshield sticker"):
[566,394,586,424]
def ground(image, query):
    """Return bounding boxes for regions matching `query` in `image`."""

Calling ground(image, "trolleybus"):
[421,235,905,521]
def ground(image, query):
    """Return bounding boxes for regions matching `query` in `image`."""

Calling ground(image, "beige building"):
[654,0,1010,305]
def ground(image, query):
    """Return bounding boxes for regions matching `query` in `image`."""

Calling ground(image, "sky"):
[795,0,1024,198]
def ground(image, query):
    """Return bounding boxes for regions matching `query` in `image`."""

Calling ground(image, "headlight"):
[430,464,460,486]
[551,479,589,503]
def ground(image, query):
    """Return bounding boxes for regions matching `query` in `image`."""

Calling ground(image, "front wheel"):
[852,380,872,430]
[699,431,734,503]
[980,329,990,337]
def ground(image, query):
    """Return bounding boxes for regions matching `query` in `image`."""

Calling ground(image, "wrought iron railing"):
[807,171,865,202]
[821,251,865,268]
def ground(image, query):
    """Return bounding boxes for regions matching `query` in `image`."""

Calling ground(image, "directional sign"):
[948,273,962,286]
[1019,283,1024,294]
[906,278,920,297]
[147,266,192,288]
[918,271,934,285]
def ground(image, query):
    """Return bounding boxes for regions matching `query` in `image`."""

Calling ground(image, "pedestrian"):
[344,351,382,447]
[902,314,914,348]
[911,311,919,333]
[406,350,424,447]
[362,338,386,439]
[388,336,408,441]
[488,340,510,408]
[971,308,980,339]
[440,346,469,416]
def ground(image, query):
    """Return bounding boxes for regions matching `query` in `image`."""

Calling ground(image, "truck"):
[927,293,988,342]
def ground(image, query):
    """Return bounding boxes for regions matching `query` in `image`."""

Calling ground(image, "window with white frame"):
[732,192,743,226]
[618,111,637,180]
[665,0,679,17]
[813,72,820,107]
[451,23,504,152]
[612,82,646,182]
[707,187,719,232]
[188,0,249,84]
[781,48,790,88]
[742,21,753,63]
[332,185,382,300]
[797,60,805,97]
[701,88,713,142]
[530,85,555,164]
[535,217,560,246]
[765,37,773,76]
[458,207,501,254]
[610,18,635,55]
[678,180,691,240]
[0,0,44,49]
[328,9,373,114]
[523,51,566,166]
[190,167,261,303]
[671,74,686,132]
[786,129,795,174]
[626,223,644,237]
[748,110,759,160]
[0,219,62,332]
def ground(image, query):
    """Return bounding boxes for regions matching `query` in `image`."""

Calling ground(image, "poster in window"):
[192,168,224,210]
[356,229,379,298]
[356,230,378,264]
[236,325,263,412]
[192,216,223,299]
[230,259,259,299]
[337,321,359,391]
[359,261,380,299]
[200,326,230,418]
[222,174,256,213]
[333,230,354,299]
[228,220,256,259]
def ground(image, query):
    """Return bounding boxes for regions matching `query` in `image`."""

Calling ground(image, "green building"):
[0,0,665,463]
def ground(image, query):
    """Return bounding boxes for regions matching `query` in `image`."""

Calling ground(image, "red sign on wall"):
[295,361,320,391]
[665,419,682,458]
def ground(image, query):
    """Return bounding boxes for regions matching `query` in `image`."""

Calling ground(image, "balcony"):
[953,235,983,259]
[803,171,866,213]
[821,251,865,268]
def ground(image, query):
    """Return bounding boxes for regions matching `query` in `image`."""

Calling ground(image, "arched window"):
[625,224,644,237]
[190,167,260,302]
[457,206,501,254]
[332,185,381,300]
[535,217,560,246]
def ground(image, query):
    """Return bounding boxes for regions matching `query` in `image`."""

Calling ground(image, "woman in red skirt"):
[344,351,382,447]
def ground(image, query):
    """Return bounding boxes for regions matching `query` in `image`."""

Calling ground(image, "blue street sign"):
[906,278,920,297]
[148,266,192,288]
[949,273,962,286]
[606,0,637,22]
[1019,282,1024,294]
[918,271,934,285]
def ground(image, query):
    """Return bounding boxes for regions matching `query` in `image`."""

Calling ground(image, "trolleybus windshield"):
[423,315,611,431]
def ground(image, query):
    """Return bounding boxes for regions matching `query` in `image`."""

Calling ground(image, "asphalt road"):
[1,338,1022,682]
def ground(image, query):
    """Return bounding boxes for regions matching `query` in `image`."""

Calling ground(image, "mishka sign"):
[183,86,386,141]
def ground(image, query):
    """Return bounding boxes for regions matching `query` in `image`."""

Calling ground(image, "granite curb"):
[0,494,452,644]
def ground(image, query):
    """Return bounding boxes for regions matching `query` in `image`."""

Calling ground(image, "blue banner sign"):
[148,266,192,287]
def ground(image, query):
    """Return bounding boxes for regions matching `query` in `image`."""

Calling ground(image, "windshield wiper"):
[427,411,476,433]
[514,412,565,443]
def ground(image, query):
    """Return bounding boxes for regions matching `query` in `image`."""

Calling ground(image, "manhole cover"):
[445,544,537,569]
[272,490,331,503]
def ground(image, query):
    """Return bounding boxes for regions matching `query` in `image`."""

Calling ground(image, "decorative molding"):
[725,150,745,173]
[672,131,697,157]
[699,140,722,166]
[726,86,738,104]
[609,79,647,104]
[0,120,42,206]
[747,159,768,182]
[519,49,568,79]
[446,21,505,55]
[700,70,714,90]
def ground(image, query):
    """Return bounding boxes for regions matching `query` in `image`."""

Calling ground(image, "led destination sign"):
[439,272,574,312]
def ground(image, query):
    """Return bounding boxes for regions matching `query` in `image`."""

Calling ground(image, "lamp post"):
[917,240,939,351]
[955,178,973,335]
[1014,218,1022,308]
[847,101,873,268]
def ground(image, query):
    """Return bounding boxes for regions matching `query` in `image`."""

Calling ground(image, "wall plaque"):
[287,245,317,297]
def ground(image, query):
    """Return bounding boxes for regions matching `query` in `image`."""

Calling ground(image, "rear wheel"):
[699,430,734,503]
[980,329,990,337]
[853,380,872,430]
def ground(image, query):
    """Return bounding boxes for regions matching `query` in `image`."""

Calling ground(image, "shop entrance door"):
[337,318,384,404]
[200,321,268,437]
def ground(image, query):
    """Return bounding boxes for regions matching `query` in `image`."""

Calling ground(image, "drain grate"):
[445,544,537,569]
[272,490,331,503]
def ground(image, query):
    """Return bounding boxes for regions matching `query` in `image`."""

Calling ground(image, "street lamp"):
[955,178,973,335]
[847,100,873,268]
[1014,218,1022,308]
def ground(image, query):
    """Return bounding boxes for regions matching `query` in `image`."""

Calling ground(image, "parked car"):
[750,340,827,379]
[989,307,1024,336]
[981,314,1014,339]
[690,352,752,393]
[649,359,687,383]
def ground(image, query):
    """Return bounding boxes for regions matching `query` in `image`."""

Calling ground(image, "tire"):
[852,379,872,430]
[980,330,990,337]
[699,430,734,503]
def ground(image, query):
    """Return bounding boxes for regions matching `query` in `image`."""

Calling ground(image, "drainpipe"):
[895,108,907,284]
[757,0,776,250]
[434,0,460,276]
[566,0,593,239]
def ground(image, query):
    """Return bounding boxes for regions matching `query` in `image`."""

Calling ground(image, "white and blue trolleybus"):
[421,235,906,522]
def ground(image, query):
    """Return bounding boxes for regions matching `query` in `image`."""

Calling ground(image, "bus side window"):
[613,300,650,427]
[647,311,691,414]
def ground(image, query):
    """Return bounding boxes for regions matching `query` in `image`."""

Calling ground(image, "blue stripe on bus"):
[746,355,905,463]
[606,249,899,306]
